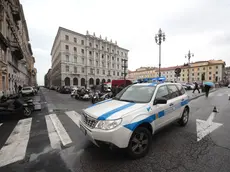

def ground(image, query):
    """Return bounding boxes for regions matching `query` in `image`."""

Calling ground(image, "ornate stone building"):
[50,27,129,88]
[0,0,36,95]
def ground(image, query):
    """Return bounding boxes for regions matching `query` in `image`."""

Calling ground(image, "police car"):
[79,82,190,159]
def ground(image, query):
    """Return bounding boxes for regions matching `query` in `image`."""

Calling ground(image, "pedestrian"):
[193,81,200,93]
[204,84,211,97]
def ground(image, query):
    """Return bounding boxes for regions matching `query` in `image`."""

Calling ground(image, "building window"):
[117,64,119,69]
[96,61,99,66]
[82,67,84,73]
[97,69,99,74]
[89,51,92,55]
[74,37,77,43]
[89,42,92,47]
[66,55,69,62]
[107,48,109,51]
[90,68,93,74]
[82,58,84,64]
[102,62,105,67]
[209,76,212,80]
[107,63,110,68]
[112,50,114,53]
[74,56,77,63]
[81,49,84,54]
[117,72,119,76]
[197,78,200,81]
[113,71,115,75]
[108,70,111,75]
[216,66,218,69]
[197,73,200,76]
[198,68,199,70]
[81,40,84,45]
[203,67,205,70]
[121,52,123,56]
[103,70,105,75]
[117,58,119,62]
[66,65,69,72]
[96,44,98,48]
[107,55,109,60]
[112,56,114,60]
[182,74,184,77]
[216,71,218,74]
[74,47,77,52]
[112,64,115,68]
[65,35,69,41]
[96,53,98,57]
[209,72,212,75]
[192,73,194,76]
[102,46,104,50]
[209,66,212,69]
[102,54,104,59]
[65,45,69,50]
[125,53,127,57]
[183,78,184,81]
[74,67,77,73]
[192,69,194,71]
[117,51,119,54]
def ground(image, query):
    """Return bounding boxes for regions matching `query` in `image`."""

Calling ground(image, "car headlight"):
[95,118,122,130]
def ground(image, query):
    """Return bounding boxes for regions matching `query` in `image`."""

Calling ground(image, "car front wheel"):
[127,127,152,159]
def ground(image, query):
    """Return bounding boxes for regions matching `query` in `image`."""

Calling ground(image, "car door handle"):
[169,103,174,106]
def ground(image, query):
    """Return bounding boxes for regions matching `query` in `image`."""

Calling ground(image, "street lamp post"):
[155,28,166,77]
[185,50,194,83]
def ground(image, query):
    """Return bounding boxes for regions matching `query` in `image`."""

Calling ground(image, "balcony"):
[9,40,23,60]
[12,5,21,21]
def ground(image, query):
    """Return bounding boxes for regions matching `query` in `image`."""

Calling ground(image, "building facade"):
[128,60,226,83]
[0,0,36,95]
[50,27,129,88]
[224,66,230,84]
[44,68,52,88]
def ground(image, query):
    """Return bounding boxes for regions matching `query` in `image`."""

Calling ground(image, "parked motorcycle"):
[0,97,33,118]
[75,88,92,101]
[91,91,113,104]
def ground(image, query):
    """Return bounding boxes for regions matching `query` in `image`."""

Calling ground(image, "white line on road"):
[49,114,72,146]
[0,118,32,167]
[65,111,81,128]
[45,115,61,150]
[0,123,2,127]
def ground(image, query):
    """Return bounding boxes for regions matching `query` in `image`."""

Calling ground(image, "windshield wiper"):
[119,99,135,103]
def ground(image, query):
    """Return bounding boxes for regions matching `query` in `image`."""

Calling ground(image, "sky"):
[20,0,230,85]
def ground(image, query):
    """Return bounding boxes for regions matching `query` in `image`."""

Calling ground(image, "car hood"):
[83,99,146,120]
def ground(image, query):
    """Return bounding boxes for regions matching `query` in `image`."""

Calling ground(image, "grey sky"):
[20,0,230,85]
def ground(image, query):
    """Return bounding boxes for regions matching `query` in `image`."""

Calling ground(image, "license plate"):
[80,124,87,135]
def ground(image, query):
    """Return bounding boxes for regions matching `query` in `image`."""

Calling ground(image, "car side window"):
[167,84,180,99]
[155,86,170,100]
[176,84,185,95]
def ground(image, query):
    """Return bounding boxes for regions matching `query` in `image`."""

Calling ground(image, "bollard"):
[213,106,218,113]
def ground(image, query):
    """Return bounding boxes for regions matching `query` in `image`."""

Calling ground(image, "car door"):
[150,85,171,130]
[166,84,181,121]
[176,84,189,116]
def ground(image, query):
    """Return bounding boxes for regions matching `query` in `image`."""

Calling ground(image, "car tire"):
[178,107,189,126]
[126,127,152,159]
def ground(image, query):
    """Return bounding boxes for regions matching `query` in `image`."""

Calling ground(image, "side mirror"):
[154,97,167,105]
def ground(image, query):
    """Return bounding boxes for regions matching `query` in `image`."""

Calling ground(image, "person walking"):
[193,81,200,93]
[204,84,211,97]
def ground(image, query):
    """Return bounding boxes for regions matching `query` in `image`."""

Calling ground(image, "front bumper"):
[79,120,132,148]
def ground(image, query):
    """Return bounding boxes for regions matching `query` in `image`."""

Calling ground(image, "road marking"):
[65,111,81,127]
[45,115,61,150]
[49,114,72,146]
[0,118,32,167]
[0,123,2,127]
[196,111,223,142]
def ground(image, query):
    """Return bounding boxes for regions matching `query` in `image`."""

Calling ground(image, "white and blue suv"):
[79,82,190,159]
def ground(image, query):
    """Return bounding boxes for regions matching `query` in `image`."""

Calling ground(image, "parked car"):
[59,86,71,94]
[21,87,34,96]
[33,86,38,94]
[79,82,190,159]
[228,84,230,88]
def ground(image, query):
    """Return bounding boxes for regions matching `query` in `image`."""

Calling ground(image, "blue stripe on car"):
[124,99,189,131]
[97,102,136,120]
[87,99,112,109]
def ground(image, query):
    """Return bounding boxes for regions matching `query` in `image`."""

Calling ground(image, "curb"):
[189,89,217,101]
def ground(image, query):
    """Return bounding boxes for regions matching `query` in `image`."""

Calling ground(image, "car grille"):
[81,112,98,129]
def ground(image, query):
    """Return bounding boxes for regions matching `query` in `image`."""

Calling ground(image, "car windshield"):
[114,85,156,103]
[22,87,32,90]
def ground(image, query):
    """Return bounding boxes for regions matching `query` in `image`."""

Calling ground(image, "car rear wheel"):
[126,127,152,159]
[178,107,189,126]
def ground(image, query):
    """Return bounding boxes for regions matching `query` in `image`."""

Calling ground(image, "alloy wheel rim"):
[131,132,148,154]
[183,110,188,123]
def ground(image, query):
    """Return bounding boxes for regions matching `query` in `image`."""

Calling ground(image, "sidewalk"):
[186,88,216,101]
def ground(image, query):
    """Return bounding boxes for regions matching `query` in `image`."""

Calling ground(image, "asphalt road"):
[0,87,230,172]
